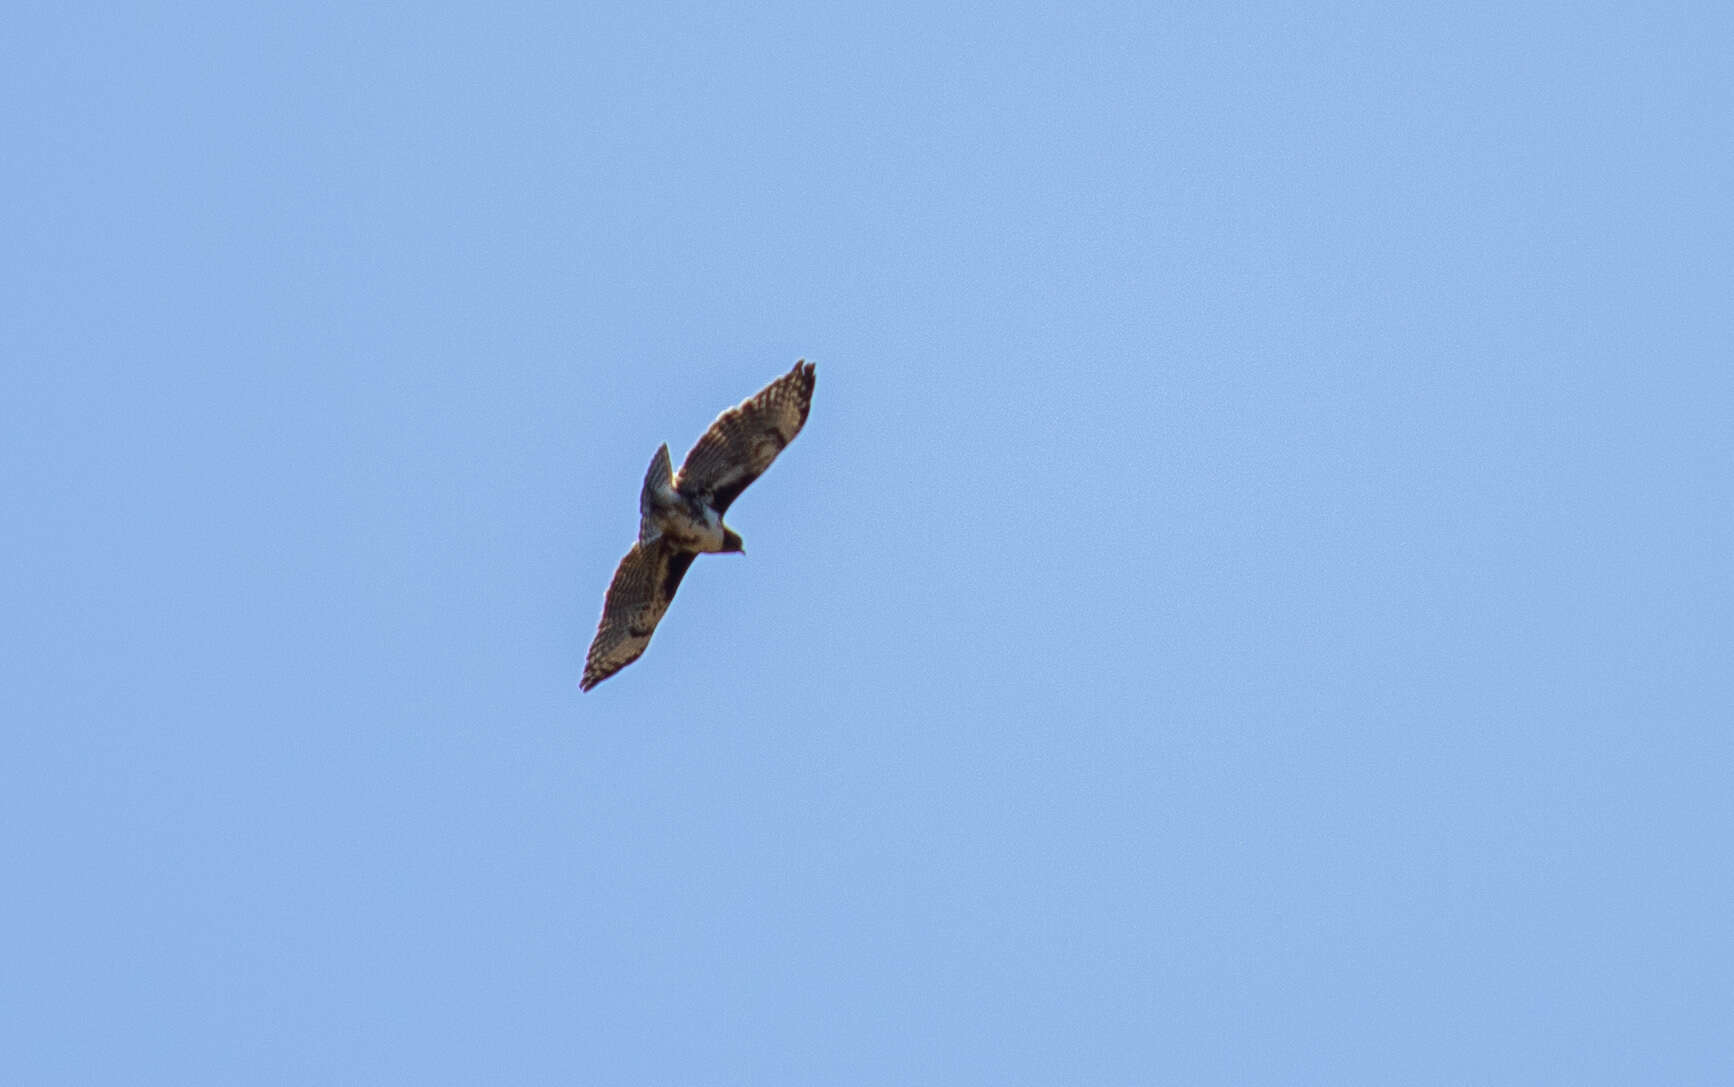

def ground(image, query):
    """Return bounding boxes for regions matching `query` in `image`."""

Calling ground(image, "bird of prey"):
[581,360,816,691]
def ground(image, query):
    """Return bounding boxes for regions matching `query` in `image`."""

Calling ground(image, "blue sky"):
[6,1,1731,1082]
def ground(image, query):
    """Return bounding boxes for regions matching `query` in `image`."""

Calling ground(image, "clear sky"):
[6,1,1731,1083]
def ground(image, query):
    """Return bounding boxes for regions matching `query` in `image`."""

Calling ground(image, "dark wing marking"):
[662,550,696,603]
[581,542,692,690]
[675,360,815,514]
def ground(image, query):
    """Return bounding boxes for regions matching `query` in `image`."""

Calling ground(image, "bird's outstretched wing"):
[581,542,697,690]
[675,360,815,514]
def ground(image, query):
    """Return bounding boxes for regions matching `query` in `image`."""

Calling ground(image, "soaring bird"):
[581,360,816,691]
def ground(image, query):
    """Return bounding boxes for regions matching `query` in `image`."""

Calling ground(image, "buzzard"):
[581,360,816,690]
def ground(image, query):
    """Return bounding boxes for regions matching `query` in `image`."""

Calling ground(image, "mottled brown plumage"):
[582,361,815,691]
[674,361,815,514]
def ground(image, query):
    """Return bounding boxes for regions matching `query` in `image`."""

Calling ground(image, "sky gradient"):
[7,2,1731,1083]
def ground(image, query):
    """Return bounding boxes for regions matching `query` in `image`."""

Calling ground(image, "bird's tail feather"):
[639,443,673,543]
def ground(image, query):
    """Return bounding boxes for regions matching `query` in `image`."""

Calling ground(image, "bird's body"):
[636,443,741,554]
[581,360,815,691]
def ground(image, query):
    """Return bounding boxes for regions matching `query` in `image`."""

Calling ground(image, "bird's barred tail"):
[639,443,673,543]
